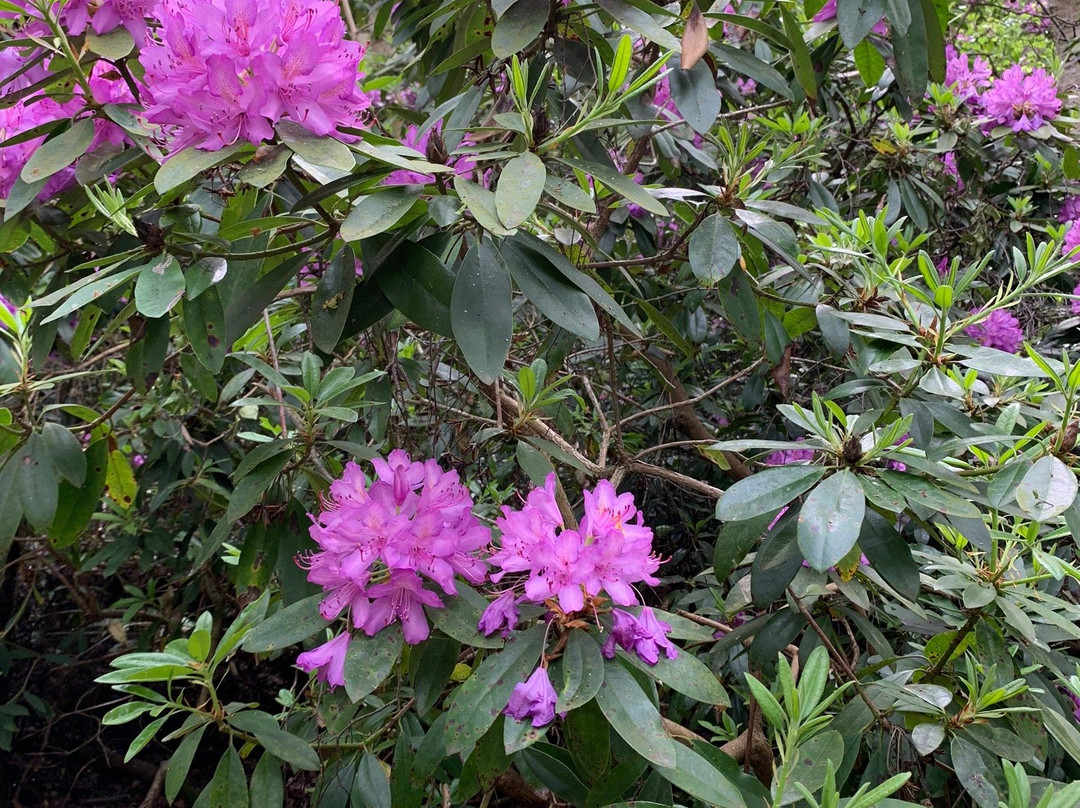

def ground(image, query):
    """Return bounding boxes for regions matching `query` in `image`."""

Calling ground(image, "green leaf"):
[714,512,774,582]
[40,265,143,325]
[21,118,94,184]
[208,744,249,808]
[517,744,590,805]
[852,38,887,85]
[492,0,549,58]
[225,451,290,523]
[155,143,247,195]
[688,214,740,284]
[86,27,135,59]
[16,435,57,532]
[249,754,283,808]
[836,0,886,47]
[41,422,85,487]
[184,285,228,372]
[654,744,749,808]
[188,611,213,663]
[375,242,454,336]
[798,470,865,572]
[227,710,320,771]
[715,43,794,99]
[451,241,513,384]
[594,0,680,49]
[890,0,928,101]
[716,266,762,345]
[134,254,185,318]
[125,715,168,763]
[242,594,328,653]
[556,158,667,217]
[950,736,999,808]
[166,724,209,803]
[878,471,981,518]
[496,152,546,228]
[564,698,609,779]
[455,176,515,235]
[340,185,423,242]
[500,239,599,340]
[353,753,391,808]
[619,644,729,707]
[716,466,825,522]
[780,5,817,101]
[101,702,157,726]
[276,120,354,171]
[544,175,595,213]
[556,630,605,712]
[443,625,546,757]
[858,509,919,600]
[594,658,677,768]
[311,247,358,352]
[236,145,292,188]
[667,60,721,134]
[343,625,404,702]
[782,729,845,801]
[1015,455,1077,521]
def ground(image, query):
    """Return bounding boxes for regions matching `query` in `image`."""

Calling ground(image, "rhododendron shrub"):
[5,0,1080,805]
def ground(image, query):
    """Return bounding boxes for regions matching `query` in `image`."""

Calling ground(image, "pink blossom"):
[964,308,1024,353]
[1066,222,1080,257]
[505,666,558,727]
[478,590,520,638]
[1060,195,1080,223]
[139,0,376,154]
[601,607,678,666]
[296,632,350,688]
[980,65,1061,133]
[299,452,489,644]
[491,474,661,613]
[1070,282,1080,315]
[944,46,992,106]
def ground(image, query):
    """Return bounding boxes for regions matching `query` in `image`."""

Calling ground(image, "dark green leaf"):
[655,743,749,808]
[595,658,676,768]
[517,744,590,805]
[249,754,284,808]
[41,422,85,487]
[276,120,354,171]
[714,512,774,581]
[452,241,512,384]
[242,594,327,653]
[715,43,794,99]
[155,143,247,195]
[594,0,680,49]
[311,247,358,352]
[375,242,454,336]
[668,60,721,134]
[556,630,605,712]
[798,470,865,572]
[208,744,249,808]
[836,0,886,47]
[859,509,919,600]
[443,625,546,758]
[716,466,825,522]
[950,736,1000,808]
[496,152,546,228]
[353,753,391,808]
[688,214,740,284]
[184,285,228,372]
[501,239,599,339]
[619,644,729,706]
[492,0,549,58]
[166,724,209,804]
[429,586,504,649]
[343,625,403,702]
[225,451,290,523]
[227,710,320,771]
[16,435,57,532]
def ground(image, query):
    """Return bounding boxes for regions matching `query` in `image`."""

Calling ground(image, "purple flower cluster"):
[139,0,376,153]
[965,308,1024,353]
[486,474,661,616]
[981,65,1061,133]
[602,607,677,665]
[944,45,992,106]
[3,0,155,38]
[300,451,489,648]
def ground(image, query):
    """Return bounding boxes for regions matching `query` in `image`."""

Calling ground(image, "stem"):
[923,611,980,680]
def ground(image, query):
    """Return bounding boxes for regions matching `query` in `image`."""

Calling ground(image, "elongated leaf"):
[41,265,142,324]
[208,744,249,808]
[836,0,886,47]
[134,254,185,318]
[595,658,676,768]
[715,43,794,99]
[556,630,604,712]
[595,0,680,49]
[277,120,354,171]
[21,118,94,184]
[620,644,729,706]
[242,594,327,653]
[556,158,667,216]
[668,60,721,134]
[655,744,748,808]
[155,143,247,195]
[798,470,865,572]
[343,625,404,702]
[41,422,85,487]
[455,176,514,235]
[376,242,454,336]
[688,214,740,283]
[311,247,358,352]
[228,710,320,771]
[340,186,423,242]
[166,724,209,803]
[443,625,545,757]
[496,152,546,228]
[49,438,108,548]
[16,435,57,532]
[716,466,825,522]
[492,0,549,58]
[452,241,512,384]
[184,285,227,372]
[500,240,599,339]
[429,585,504,649]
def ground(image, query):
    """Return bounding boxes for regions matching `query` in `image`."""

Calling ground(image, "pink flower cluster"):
[297,451,489,680]
[964,308,1024,353]
[139,0,376,153]
[486,474,661,616]
[0,49,133,201]
[981,65,1061,133]
[944,45,992,106]
[2,0,155,38]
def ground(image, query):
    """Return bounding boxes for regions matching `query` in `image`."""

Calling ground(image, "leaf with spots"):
[105,448,137,510]
[184,285,228,373]
[16,434,57,532]
[344,625,404,703]
[443,624,545,758]
[49,438,108,548]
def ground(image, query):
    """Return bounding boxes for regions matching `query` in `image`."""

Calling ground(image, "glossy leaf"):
[1015,455,1077,521]
[716,466,825,522]
[134,254,185,318]
[688,214,740,284]
[594,658,676,768]
[242,594,327,653]
[21,118,94,184]
[375,242,454,336]
[451,241,512,384]
[343,625,404,703]
[798,470,865,572]
[340,185,423,242]
[496,152,546,228]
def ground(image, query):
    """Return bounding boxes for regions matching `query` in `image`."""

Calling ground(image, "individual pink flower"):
[980,65,1061,133]
[505,666,558,727]
[601,607,678,666]
[296,632,350,689]
[1065,223,1080,257]
[944,46,992,106]
[357,570,443,644]
[478,590,520,638]
[1059,195,1080,223]
[964,308,1024,353]
[139,0,376,154]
